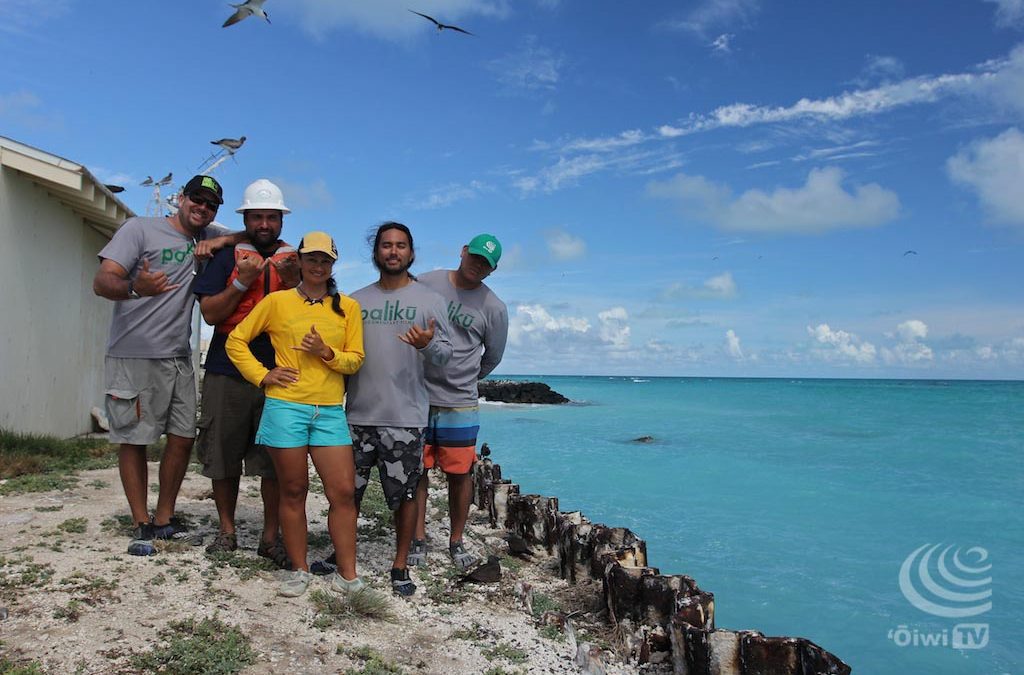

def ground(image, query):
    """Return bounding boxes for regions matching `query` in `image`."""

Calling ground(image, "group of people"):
[93,175,508,598]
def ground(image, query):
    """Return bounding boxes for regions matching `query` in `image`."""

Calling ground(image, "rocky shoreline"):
[0,462,632,674]
[478,380,570,405]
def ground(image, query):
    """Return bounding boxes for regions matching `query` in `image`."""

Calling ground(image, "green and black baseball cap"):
[183,174,224,205]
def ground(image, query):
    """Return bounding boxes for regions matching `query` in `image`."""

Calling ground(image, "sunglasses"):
[188,193,220,210]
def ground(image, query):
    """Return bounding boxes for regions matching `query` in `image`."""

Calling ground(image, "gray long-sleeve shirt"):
[345,279,453,427]
[418,269,508,407]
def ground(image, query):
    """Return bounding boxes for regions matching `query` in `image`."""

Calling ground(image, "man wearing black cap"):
[93,175,241,556]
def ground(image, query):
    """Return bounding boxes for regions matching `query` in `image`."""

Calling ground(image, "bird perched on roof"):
[224,0,270,28]
[211,136,246,153]
[156,172,173,186]
[104,185,125,193]
[409,9,474,35]
[457,555,501,584]
[140,176,154,187]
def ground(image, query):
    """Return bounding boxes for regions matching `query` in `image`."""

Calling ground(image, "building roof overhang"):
[0,135,134,239]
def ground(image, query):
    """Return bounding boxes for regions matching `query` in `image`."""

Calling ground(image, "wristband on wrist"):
[232,278,249,292]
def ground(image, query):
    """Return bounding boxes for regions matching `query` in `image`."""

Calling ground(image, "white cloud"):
[947,127,1024,227]
[598,307,631,349]
[985,0,1024,27]
[807,323,877,363]
[517,147,683,194]
[860,55,905,83]
[661,0,760,38]
[725,329,744,360]
[285,0,508,40]
[882,319,934,364]
[647,166,900,233]
[662,271,738,300]
[507,303,590,347]
[545,229,586,260]
[489,35,564,93]
[406,180,493,210]
[711,34,734,54]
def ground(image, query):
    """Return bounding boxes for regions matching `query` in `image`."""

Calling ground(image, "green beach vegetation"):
[0,429,118,496]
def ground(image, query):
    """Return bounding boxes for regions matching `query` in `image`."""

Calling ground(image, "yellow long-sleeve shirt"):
[226,288,364,405]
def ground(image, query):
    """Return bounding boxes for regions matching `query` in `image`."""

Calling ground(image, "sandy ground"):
[0,462,641,674]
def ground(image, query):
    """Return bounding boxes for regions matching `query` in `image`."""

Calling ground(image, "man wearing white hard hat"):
[193,179,299,566]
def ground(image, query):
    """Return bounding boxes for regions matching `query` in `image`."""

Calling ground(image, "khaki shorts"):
[195,373,275,480]
[104,356,197,445]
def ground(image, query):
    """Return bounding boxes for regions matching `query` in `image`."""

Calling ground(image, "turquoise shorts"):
[256,398,352,448]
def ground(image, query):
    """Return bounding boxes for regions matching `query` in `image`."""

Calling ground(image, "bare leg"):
[268,447,311,572]
[154,433,194,525]
[260,476,282,544]
[211,477,240,534]
[309,445,357,581]
[118,444,150,524]
[447,472,474,545]
[413,473,429,541]
[393,498,418,570]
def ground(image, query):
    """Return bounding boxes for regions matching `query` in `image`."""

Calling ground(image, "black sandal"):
[257,535,292,570]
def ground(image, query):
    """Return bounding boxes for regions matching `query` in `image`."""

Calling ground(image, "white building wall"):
[0,166,113,437]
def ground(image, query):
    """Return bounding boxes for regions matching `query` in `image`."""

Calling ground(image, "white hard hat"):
[235,178,291,214]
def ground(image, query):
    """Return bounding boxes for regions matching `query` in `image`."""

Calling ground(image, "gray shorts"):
[195,373,275,480]
[350,425,425,511]
[104,356,197,445]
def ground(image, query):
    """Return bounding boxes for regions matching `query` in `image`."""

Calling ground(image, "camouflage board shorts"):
[349,425,425,511]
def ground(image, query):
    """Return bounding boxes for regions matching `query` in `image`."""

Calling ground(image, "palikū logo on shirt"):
[160,241,196,265]
[447,301,475,328]
[362,300,418,323]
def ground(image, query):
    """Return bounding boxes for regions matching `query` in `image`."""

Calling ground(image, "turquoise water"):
[478,376,1023,675]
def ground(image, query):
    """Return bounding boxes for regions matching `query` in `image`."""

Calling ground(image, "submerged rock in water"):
[632,435,655,444]
[478,380,569,404]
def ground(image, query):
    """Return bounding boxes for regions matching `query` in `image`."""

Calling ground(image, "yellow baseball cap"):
[298,231,338,260]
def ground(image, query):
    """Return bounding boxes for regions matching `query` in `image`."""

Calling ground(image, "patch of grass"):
[482,642,528,664]
[451,622,487,642]
[53,598,84,622]
[0,429,118,495]
[57,517,88,534]
[0,653,45,675]
[531,592,560,618]
[100,514,135,537]
[307,530,332,549]
[33,505,63,512]
[151,572,167,586]
[308,475,325,494]
[0,556,54,600]
[539,624,566,642]
[357,472,393,540]
[340,646,404,675]
[205,551,276,581]
[482,668,525,675]
[129,616,255,675]
[310,587,394,628]
[421,568,468,605]
[87,479,109,490]
[500,555,524,572]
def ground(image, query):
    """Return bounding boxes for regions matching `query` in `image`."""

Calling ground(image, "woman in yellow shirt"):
[226,232,364,598]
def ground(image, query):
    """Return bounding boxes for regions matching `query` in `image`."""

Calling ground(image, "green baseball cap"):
[467,233,501,268]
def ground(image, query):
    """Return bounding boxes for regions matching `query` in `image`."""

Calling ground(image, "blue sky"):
[3,0,1023,378]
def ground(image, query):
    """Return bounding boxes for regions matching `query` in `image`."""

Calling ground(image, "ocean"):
[477,376,1023,675]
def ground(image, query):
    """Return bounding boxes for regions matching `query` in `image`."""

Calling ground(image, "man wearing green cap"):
[411,234,508,570]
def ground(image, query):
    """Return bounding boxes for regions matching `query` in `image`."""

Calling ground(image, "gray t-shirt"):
[419,269,508,407]
[98,216,229,358]
[345,279,453,427]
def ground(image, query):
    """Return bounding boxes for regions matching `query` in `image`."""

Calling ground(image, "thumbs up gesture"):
[293,324,333,361]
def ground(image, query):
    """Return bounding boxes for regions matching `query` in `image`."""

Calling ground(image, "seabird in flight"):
[409,9,474,35]
[903,250,918,256]
[224,0,270,28]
